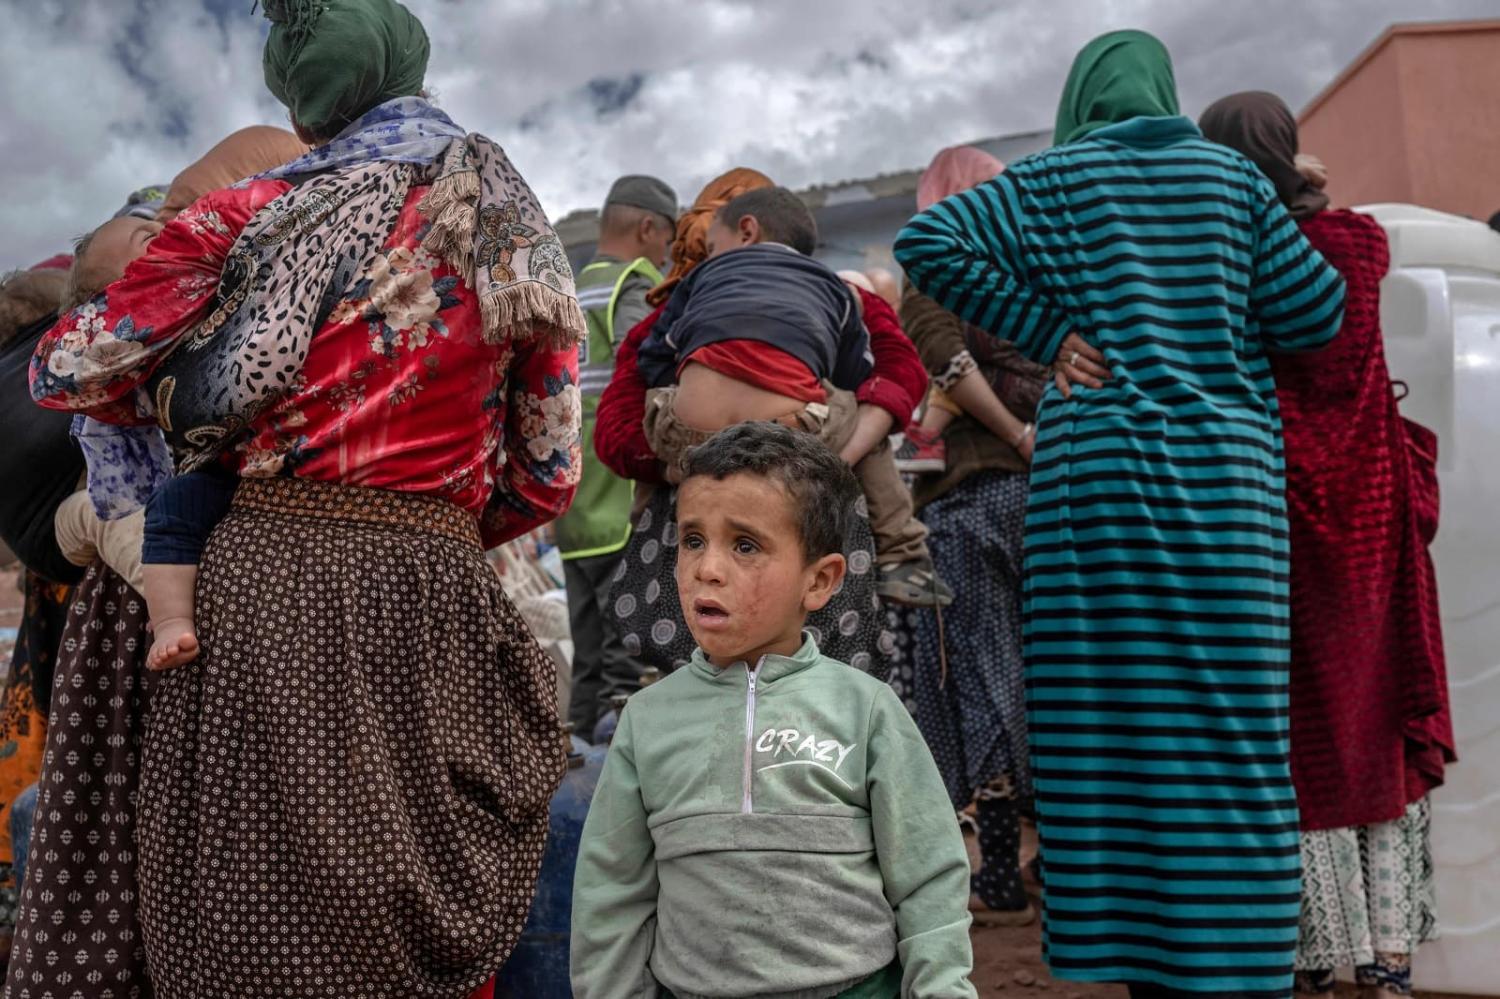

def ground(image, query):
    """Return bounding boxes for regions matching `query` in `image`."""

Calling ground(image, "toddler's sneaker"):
[892,424,946,474]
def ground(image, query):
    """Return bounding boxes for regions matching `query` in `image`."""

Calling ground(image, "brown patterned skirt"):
[5,562,155,999]
[137,478,566,998]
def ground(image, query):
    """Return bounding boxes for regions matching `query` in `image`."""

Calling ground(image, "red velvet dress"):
[1277,209,1455,831]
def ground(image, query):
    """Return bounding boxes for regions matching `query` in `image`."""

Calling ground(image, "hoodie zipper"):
[741,657,764,814]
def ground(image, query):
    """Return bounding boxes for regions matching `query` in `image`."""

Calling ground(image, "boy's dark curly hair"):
[681,421,858,561]
[714,187,818,256]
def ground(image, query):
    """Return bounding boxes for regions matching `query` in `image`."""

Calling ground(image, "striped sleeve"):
[894,173,1071,367]
[1248,181,1346,353]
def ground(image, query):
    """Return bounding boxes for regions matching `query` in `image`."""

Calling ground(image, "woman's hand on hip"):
[1016,427,1035,464]
[1051,333,1110,399]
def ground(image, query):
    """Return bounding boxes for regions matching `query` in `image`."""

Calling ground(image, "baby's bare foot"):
[148,617,200,671]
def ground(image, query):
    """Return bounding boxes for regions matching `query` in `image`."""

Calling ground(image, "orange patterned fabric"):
[0,572,69,866]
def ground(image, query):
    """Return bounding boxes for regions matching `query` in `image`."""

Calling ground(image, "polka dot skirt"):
[135,478,567,998]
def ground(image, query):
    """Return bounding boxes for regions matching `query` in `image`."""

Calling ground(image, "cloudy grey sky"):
[1,0,1493,269]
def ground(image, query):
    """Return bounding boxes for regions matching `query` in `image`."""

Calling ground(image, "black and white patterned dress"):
[897,470,1032,807]
[5,562,155,999]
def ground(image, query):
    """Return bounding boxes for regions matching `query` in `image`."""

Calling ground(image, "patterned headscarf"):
[1200,91,1330,220]
[646,167,774,307]
[916,146,1005,211]
[262,0,430,139]
[1054,30,1179,146]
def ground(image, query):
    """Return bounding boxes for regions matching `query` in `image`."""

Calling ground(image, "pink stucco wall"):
[1299,23,1500,221]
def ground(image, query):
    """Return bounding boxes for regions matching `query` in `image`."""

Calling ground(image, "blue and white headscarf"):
[259,96,465,177]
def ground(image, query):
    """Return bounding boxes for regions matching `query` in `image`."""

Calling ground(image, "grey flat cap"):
[604,175,678,222]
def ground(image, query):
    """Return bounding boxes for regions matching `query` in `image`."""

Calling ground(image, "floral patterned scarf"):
[151,97,584,471]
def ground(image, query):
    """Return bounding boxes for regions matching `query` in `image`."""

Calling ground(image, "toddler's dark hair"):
[714,187,818,256]
[62,228,102,311]
[681,422,858,560]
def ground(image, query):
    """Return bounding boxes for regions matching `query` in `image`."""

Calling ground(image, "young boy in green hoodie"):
[570,422,977,999]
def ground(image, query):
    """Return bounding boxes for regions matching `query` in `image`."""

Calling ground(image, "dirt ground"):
[968,916,1481,999]
[965,823,1480,999]
[967,918,1480,998]
[970,918,1121,998]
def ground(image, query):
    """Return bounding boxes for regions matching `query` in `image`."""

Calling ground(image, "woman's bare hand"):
[1295,153,1328,190]
[1051,333,1110,399]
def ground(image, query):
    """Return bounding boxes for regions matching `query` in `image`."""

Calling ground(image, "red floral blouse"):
[31,180,580,548]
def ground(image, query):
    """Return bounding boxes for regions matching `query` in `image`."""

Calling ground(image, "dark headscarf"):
[262,0,430,139]
[1199,91,1329,220]
[1053,30,1179,146]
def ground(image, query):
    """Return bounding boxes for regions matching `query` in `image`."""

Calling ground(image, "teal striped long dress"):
[895,116,1345,997]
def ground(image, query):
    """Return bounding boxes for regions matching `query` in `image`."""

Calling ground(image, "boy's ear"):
[737,213,761,245]
[801,552,847,615]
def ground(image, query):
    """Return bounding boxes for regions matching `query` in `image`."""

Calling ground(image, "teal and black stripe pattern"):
[896,116,1344,997]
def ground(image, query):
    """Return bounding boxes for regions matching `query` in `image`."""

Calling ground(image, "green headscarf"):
[262,0,430,140]
[1053,29,1180,146]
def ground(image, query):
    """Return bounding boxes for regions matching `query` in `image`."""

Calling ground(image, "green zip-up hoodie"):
[570,635,976,999]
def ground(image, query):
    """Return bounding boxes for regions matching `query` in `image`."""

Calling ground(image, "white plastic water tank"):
[1358,203,1500,995]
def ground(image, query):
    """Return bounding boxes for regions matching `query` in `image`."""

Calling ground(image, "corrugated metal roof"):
[555,127,1051,248]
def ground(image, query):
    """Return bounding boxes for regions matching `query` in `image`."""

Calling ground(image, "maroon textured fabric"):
[1276,209,1455,831]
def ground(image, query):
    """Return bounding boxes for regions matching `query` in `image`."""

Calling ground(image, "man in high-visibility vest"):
[560,175,678,737]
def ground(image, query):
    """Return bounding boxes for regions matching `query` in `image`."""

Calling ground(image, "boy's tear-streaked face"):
[675,473,814,667]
